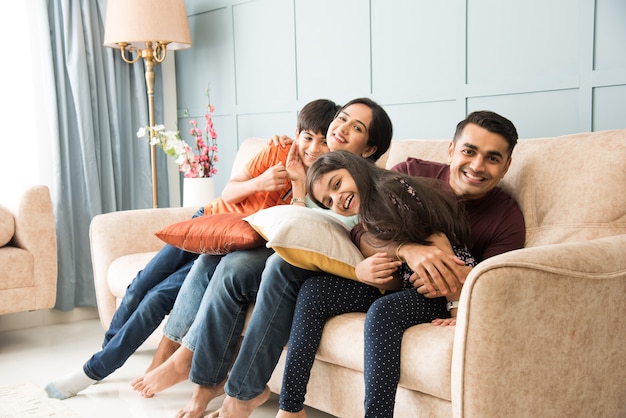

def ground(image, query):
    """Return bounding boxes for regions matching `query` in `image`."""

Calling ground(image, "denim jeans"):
[183,247,275,387]
[87,208,204,381]
[163,252,226,343]
[209,253,318,400]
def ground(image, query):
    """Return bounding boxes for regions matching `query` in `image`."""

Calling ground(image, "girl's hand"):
[355,253,402,290]
[285,142,306,182]
[268,134,294,147]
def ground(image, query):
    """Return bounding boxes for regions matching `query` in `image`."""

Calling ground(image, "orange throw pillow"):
[155,213,265,255]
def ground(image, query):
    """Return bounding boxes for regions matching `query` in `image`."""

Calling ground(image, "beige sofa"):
[0,185,57,315]
[91,131,626,417]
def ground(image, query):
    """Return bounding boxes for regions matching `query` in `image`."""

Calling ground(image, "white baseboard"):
[0,307,99,333]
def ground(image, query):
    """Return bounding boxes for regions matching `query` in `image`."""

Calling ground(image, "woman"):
[277,150,475,418]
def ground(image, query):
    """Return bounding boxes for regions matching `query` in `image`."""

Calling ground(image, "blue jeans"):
[194,253,318,400]
[163,252,226,343]
[183,247,275,387]
[87,208,204,381]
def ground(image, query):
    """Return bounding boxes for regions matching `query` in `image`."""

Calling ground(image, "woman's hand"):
[268,134,294,147]
[355,253,402,291]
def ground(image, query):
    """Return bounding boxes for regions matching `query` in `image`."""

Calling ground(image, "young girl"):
[277,150,476,418]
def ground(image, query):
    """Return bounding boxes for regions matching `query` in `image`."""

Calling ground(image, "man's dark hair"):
[454,111,519,157]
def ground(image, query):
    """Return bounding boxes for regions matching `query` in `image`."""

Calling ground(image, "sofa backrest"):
[385,130,626,248]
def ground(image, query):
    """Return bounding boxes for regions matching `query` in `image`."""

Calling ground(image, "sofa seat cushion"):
[315,312,455,401]
[0,247,34,289]
[0,205,14,247]
[108,252,158,299]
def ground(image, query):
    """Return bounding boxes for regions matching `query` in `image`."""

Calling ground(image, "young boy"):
[44,98,340,400]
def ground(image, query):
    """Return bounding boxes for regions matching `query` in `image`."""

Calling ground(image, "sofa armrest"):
[451,234,626,418]
[1,186,57,314]
[90,206,196,328]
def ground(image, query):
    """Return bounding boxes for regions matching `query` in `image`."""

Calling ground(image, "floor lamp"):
[103,0,191,208]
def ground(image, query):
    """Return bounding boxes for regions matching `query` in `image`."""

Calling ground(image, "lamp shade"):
[103,0,192,50]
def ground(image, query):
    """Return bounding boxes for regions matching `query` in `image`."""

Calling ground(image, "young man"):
[44,98,341,400]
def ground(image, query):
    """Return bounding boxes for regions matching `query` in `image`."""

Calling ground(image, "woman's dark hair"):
[307,151,471,247]
[337,98,393,162]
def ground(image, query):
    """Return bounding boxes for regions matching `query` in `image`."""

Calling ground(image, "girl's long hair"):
[307,151,471,248]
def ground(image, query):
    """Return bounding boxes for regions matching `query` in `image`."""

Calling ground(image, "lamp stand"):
[118,41,168,208]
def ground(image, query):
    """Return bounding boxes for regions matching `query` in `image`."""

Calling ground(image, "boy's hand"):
[268,134,294,148]
[355,253,402,290]
[256,162,288,192]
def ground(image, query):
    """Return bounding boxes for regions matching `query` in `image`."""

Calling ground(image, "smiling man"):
[385,110,524,300]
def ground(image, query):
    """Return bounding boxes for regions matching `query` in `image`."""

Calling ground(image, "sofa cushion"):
[0,205,14,247]
[245,205,364,280]
[154,213,265,255]
[0,247,34,290]
[497,130,626,247]
[315,312,455,401]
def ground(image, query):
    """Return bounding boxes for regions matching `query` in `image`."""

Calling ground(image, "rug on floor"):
[0,382,81,418]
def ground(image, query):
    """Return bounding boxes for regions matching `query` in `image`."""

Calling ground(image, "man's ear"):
[447,141,455,164]
[501,157,512,178]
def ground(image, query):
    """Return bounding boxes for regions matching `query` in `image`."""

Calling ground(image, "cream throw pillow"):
[244,205,363,280]
[0,205,15,247]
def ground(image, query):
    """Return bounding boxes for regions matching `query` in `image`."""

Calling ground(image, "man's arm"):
[358,231,467,296]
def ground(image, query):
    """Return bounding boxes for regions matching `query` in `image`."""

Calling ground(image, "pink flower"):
[137,89,219,179]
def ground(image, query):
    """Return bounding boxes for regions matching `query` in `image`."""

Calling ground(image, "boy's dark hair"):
[297,99,341,135]
[454,110,519,157]
[338,98,393,162]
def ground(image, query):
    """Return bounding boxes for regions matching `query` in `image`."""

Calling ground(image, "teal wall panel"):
[178,0,626,195]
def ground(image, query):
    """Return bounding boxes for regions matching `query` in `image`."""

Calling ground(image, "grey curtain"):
[45,0,170,310]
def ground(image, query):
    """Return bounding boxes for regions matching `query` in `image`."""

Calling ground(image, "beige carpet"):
[0,382,80,418]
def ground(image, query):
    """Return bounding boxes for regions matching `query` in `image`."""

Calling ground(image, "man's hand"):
[268,134,294,147]
[412,265,471,298]
[432,317,456,326]
[400,234,466,296]
[355,253,402,291]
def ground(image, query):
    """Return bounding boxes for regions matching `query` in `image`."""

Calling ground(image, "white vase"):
[182,177,216,208]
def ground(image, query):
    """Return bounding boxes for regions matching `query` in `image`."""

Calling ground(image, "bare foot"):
[146,336,180,373]
[175,381,226,418]
[207,386,271,418]
[276,409,307,418]
[130,346,193,397]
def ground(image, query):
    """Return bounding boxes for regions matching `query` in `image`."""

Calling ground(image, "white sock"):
[44,368,97,400]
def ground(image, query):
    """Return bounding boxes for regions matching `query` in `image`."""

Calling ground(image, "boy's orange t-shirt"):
[204,143,293,215]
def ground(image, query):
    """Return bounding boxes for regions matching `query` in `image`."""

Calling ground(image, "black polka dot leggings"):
[278,275,447,417]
